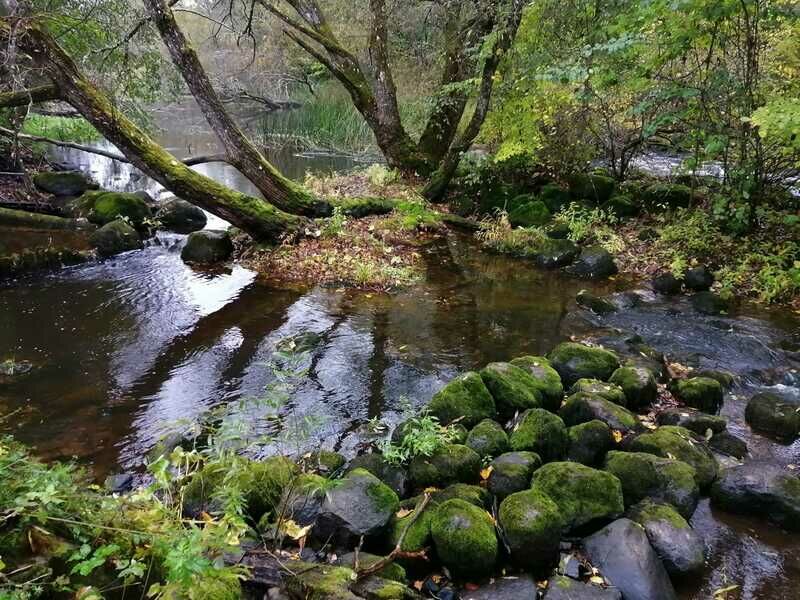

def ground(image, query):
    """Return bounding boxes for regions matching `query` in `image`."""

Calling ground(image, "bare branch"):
[0,85,61,108]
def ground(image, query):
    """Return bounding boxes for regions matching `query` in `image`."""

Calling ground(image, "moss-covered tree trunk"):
[142,0,329,218]
[0,20,303,242]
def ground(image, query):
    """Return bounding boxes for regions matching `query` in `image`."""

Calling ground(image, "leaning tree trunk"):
[0,20,303,242]
[142,0,329,217]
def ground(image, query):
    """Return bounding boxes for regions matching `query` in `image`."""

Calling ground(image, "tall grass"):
[21,114,100,143]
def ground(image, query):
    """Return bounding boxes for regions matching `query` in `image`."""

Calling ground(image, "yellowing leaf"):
[281,519,312,541]
[612,430,624,443]
[590,575,605,585]
[480,466,494,480]
[395,508,412,519]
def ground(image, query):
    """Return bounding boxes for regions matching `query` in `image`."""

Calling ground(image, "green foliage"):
[477,212,549,256]
[385,200,442,231]
[21,115,99,143]
[555,203,623,252]
[365,164,401,187]
[322,205,348,238]
[381,412,460,466]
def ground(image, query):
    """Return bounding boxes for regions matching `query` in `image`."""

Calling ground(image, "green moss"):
[567,420,613,466]
[559,392,639,432]
[433,483,492,509]
[548,343,620,386]
[509,408,569,462]
[331,197,399,217]
[672,377,724,414]
[479,362,543,420]
[428,372,497,427]
[642,183,692,210]
[538,183,572,213]
[430,499,498,579]
[487,452,542,499]
[87,192,152,227]
[531,462,623,531]
[508,199,552,228]
[569,379,627,406]
[465,419,509,459]
[302,450,346,476]
[609,367,658,410]
[509,356,565,412]
[367,474,402,513]
[498,489,564,571]
[628,499,689,530]
[90,219,142,257]
[0,206,82,230]
[567,173,616,204]
[408,444,481,489]
[33,170,93,196]
[630,426,718,489]
[388,503,434,553]
[285,561,359,600]
[337,552,406,583]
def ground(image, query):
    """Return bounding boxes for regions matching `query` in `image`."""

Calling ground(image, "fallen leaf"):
[612,430,623,443]
[395,508,412,519]
[281,519,312,541]
[480,466,494,480]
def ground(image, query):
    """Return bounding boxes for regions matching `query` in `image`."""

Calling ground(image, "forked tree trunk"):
[0,20,303,242]
[142,0,330,217]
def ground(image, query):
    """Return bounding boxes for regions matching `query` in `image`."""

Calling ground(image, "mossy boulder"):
[498,489,564,572]
[745,392,800,442]
[542,576,622,600]
[387,500,435,556]
[576,290,617,315]
[690,291,730,315]
[539,183,572,213]
[509,355,565,412]
[602,193,639,218]
[569,379,627,406]
[87,192,152,227]
[604,451,699,519]
[684,265,714,291]
[609,367,658,411]
[508,408,569,462]
[465,419,509,459]
[269,473,327,528]
[630,426,717,489]
[408,444,481,490]
[33,171,94,196]
[564,245,618,280]
[568,173,616,204]
[533,238,581,269]
[434,483,492,509]
[347,453,409,498]
[487,451,542,499]
[708,431,748,459]
[182,456,298,522]
[301,450,346,476]
[656,409,727,435]
[430,499,498,579]
[671,377,724,414]
[155,197,207,233]
[336,552,406,583]
[284,560,360,600]
[314,468,399,546]
[627,500,704,575]
[652,272,683,295]
[89,219,142,257]
[559,392,640,433]
[548,343,620,386]
[479,362,542,420]
[710,463,800,530]
[531,462,624,532]
[568,420,613,467]
[427,372,497,428]
[181,230,234,264]
[642,182,692,210]
[508,200,551,228]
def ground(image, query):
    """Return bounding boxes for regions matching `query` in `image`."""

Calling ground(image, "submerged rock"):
[531,462,624,532]
[89,219,142,257]
[542,576,622,600]
[314,468,399,546]
[548,343,621,387]
[408,444,481,489]
[498,489,564,571]
[480,362,543,419]
[487,451,542,499]
[627,500,704,575]
[604,451,699,519]
[630,426,718,489]
[534,238,581,269]
[711,463,800,530]
[465,419,509,459]
[671,377,724,414]
[509,355,565,412]
[156,197,207,233]
[181,229,234,263]
[427,372,497,428]
[508,408,569,462]
[568,420,613,467]
[33,170,94,196]
[745,392,800,442]
[565,245,618,280]
[576,290,617,315]
[559,392,640,434]
[708,431,748,459]
[582,518,677,600]
[430,498,498,579]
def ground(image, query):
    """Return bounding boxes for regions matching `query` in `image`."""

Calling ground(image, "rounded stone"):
[430,499,498,579]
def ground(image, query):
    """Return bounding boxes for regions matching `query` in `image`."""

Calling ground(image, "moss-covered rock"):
[564,245,618,280]
[626,500,703,575]
[568,173,616,204]
[602,193,639,218]
[270,472,327,528]
[568,420,613,467]
[34,171,94,196]
[284,560,361,600]
[530,462,624,531]
[508,199,552,228]
[314,468,399,546]
[487,451,542,500]
[609,367,658,411]
[347,453,409,498]
[533,238,581,269]
[465,419,509,459]
[603,451,699,519]
[690,291,730,316]
[430,498,498,579]
[569,379,627,406]
[301,450,346,476]
[559,392,640,433]
[671,377,724,414]
[708,431,748,459]
[656,409,727,435]
[336,552,406,583]
[182,456,298,522]
[427,372,497,428]
[642,182,692,210]
[745,392,800,442]
[539,183,572,213]
[498,489,564,572]
[630,426,717,489]
[652,272,683,295]
[479,362,543,420]
[87,192,152,227]
[508,408,569,462]
[510,355,565,412]
[408,444,481,490]
[576,290,618,315]
[683,265,715,291]
[548,343,620,386]
[181,230,234,264]
[89,219,142,257]
[155,197,207,233]
[434,483,492,509]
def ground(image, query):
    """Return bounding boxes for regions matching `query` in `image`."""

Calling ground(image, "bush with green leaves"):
[555,202,623,252]
[381,412,460,465]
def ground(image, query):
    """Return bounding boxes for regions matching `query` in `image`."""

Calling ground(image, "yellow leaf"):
[612,430,623,443]
[480,466,494,480]
[395,508,412,519]
[281,519,313,541]
[423,486,440,493]
[590,575,605,585]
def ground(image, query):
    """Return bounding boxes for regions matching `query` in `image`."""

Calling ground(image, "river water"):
[1,102,800,599]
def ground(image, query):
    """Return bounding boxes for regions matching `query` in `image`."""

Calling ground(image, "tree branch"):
[0,85,61,108]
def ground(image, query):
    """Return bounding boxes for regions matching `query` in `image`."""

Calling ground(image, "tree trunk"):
[0,85,61,108]
[1,20,303,242]
[142,0,330,217]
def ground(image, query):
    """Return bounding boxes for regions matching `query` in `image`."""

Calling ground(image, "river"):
[1,101,799,599]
